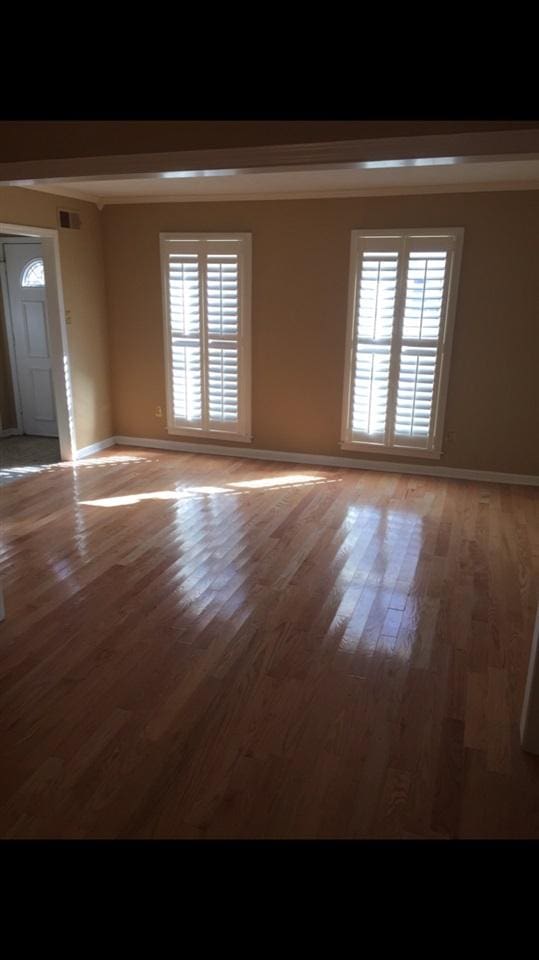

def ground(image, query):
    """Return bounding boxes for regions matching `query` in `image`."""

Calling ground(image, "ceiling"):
[3,121,539,164]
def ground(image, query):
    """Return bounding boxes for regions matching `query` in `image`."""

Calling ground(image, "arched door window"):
[21,258,45,287]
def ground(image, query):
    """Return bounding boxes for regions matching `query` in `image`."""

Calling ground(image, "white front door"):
[5,243,58,437]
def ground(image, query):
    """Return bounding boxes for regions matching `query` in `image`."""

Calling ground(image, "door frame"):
[0,255,23,436]
[0,222,76,460]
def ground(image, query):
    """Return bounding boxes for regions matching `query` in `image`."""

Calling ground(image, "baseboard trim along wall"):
[75,436,116,459]
[77,434,539,487]
[0,428,21,438]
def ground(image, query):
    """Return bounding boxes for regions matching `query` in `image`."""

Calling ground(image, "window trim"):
[340,227,464,459]
[160,231,252,443]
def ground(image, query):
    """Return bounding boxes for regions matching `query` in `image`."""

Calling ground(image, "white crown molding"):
[99,180,539,204]
[17,178,539,209]
[13,183,104,207]
[2,129,539,186]
[95,435,539,487]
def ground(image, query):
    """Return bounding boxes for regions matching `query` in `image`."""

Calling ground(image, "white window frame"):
[340,227,464,459]
[160,232,252,442]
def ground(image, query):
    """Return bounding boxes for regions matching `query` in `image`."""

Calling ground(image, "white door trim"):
[0,260,23,435]
[0,222,76,460]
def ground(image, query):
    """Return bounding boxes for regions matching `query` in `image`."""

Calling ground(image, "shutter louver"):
[350,250,398,441]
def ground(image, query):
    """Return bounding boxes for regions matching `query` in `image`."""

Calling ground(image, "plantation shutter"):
[162,235,251,439]
[349,240,399,443]
[392,245,451,448]
[343,230,462,456]
[207,252,240,429]
[167,251,203,424]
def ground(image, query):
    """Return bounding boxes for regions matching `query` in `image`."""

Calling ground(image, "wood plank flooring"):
[0,446,538,838]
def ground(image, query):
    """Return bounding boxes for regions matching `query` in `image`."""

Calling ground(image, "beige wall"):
[1,185,537,475]
[0,186,112,449]
[103,191,539,476]
[0,290,16,430]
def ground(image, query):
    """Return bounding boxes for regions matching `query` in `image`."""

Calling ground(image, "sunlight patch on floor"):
[1,453,151,485]
[78,473,341,508]
[228,474,332,489]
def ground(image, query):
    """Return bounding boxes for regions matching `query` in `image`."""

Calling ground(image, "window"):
[341,228,463,458]
[21,258,45,287]
[160,233,252,441]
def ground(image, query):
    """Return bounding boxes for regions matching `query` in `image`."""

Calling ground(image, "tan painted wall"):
[0,186,112,449]
[0,291,16,430]
[103,191,539,476]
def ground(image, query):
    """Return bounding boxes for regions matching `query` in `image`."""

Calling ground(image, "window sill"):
[167,425,252,443]
[340,440,442,460]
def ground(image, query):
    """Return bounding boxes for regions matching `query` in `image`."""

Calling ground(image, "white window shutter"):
[350,247,399,442]
[391,250,449,448]
[167,252,203,424]
[206,252,241,430]
[161,234,251,440]
[342,229,463,457]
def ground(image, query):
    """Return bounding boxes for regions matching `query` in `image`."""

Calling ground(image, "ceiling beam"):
[2,130,539,187]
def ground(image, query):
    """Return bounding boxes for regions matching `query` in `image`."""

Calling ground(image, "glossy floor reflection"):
[0,446,538,838]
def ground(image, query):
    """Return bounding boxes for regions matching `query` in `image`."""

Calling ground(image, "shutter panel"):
[167,252,202,424]
[401,251,447,341]
[206,254,239,338]
[206,252,241,431]
[393,346,437,445]
[391,250,450,448]
[350,249,399,442]
[208,346,239,423]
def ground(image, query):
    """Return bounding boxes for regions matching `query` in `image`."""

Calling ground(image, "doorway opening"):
[0,223,75,483]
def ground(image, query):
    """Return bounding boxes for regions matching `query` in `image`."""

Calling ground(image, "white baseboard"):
[112,435,539,487]
[0,428,22,438]
[75,436,116,460]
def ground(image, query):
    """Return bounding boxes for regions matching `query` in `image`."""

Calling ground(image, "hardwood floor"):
[0,446,538,838]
